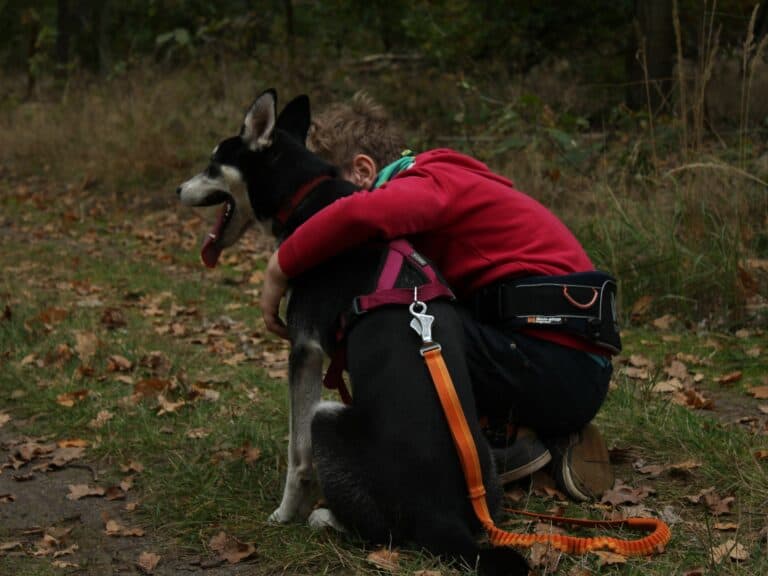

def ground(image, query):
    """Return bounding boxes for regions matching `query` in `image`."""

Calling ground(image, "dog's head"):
[177,89,314,267]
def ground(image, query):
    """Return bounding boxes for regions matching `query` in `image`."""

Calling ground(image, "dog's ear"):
[242,89,277,150]
[276,94,311,144]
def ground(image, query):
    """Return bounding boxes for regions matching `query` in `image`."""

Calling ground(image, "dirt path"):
[1,421,257,575]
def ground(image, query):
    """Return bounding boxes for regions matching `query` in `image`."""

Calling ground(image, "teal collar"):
[372,150,415,189]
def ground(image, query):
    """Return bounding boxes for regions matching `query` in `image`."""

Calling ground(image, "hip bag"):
[470,271,622,354]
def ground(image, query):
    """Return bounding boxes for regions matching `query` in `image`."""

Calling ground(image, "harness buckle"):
[419,342,442,356]
[409,299,436,344]
[351,296,367,315]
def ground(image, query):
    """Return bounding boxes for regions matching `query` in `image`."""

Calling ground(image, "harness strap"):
[323,239,454,404]
[354,239,454,313]
[421,346,671,556]
[323,345,352,405]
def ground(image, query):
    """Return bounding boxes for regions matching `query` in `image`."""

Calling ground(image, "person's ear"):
[348,154,378,189]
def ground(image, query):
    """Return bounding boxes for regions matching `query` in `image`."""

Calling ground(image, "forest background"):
[1,0,767,326]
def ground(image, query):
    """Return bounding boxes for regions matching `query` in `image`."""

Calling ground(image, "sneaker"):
[547,423,613,501]
[493,435,552,485]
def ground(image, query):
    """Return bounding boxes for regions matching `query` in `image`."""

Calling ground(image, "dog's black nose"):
[176,186,182,196]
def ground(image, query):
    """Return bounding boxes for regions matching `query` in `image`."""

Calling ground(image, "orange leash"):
[420,344,671,556]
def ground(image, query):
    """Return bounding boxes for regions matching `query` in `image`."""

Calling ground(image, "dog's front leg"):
[268,334,323,523]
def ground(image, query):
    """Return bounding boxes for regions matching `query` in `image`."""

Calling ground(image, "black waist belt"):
[469,271,622,354]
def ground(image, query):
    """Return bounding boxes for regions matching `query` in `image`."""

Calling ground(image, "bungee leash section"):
[408,296,671,557]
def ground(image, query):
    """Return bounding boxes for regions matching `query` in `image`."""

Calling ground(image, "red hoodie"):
[278,149,606,354]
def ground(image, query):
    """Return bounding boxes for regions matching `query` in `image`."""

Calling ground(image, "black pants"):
[458,307,612,439]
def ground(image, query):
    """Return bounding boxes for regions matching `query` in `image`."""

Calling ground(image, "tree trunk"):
[55,0,70,77]
[97,0,113,76]
[626,0,675,112]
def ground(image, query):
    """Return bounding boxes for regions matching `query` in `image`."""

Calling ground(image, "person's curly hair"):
[307,91,407,172]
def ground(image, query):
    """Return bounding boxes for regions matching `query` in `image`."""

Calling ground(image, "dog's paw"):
[267,508,290,524]
[308,508,346,532]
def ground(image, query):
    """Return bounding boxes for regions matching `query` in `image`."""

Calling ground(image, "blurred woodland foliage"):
[2,0,767,113]
[1,1,767,325]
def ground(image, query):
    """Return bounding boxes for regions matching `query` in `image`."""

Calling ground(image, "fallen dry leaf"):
[745,346,762,358]
[630,295,653,320]
[601,480,655,506]
[653,378,684,393]
[134,378,171,397]
[37,307,68,326]
[747,386,768,399]
[664,360,689,380]
[366,548,400,571]
[529,541,561,572]
[687,487,736,516]
[712,539,749,563]
[674,388,714,410]
[714,522,739,531]
[20,353,40,367]
[0,412,10,428]
[593,550,627,566]
[530,469,568,500]
[634,461,666,477]
[189,383,220,402]
[186,428,210,439]
[57,438,89,448]
[105,486,127,501]
[628,354,653,368]
[67,484,106,500]
[208,531,257,564]
[74,331,99,365]
[0,493,16,503]
[156,394,186,416]
[104,519,145,537]
[107,354,133,372]
[716,371,743,386]
[623,366,650,380]
[89,409,114,428]
[652,314,676,330]
[101,307,127,329]
[15,440,56,462]
[121,461,145,474]
[675,352,711,366]
[0,541,22,551]
[668,459,702,476]
[51,560,80,569]
[56,389,90,408]
[413,571,442,576]
[137,551,161,574]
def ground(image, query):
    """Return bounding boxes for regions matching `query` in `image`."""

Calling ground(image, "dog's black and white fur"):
[177,89,527,575]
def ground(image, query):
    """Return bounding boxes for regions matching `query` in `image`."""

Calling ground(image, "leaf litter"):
[2,176,766,574]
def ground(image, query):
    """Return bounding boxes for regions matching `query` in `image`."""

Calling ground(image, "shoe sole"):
[498,449,552,485]
[561,422,613,501]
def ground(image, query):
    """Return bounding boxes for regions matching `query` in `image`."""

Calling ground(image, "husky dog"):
[177,89,527,575]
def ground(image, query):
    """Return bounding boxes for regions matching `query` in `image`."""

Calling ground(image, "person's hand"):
[260,250,290,339]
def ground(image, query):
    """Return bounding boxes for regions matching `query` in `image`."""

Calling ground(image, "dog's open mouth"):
[200,194,235,268]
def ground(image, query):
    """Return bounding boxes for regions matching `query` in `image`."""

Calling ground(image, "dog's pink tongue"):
[200,205,227,268]
[201,235,222,268]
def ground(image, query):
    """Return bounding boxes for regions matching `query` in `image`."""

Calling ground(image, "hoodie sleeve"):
[278,167,448,278]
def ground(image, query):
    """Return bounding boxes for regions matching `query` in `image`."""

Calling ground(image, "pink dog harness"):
[322,239,455,403]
